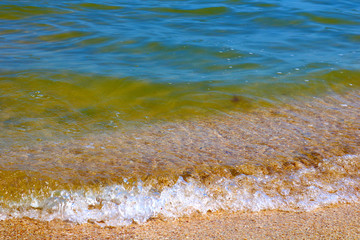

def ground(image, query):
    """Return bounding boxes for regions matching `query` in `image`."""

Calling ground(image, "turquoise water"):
[1,0,359,143]
[1,1,359,79]
[0,0,360,226]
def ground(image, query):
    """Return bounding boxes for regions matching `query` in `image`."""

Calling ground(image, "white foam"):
[1,154,360,226]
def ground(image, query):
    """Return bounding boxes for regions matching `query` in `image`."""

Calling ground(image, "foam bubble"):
[1,154,360,226]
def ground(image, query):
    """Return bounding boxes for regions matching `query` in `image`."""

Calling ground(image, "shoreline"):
[1,203,360,239]
[0,90,359,228]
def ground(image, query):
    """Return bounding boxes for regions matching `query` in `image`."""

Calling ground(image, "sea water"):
[0,0,359,226]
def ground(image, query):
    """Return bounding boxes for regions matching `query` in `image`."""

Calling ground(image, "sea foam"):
[1,155,359,226]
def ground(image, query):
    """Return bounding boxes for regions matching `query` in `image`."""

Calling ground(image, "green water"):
[0,69,359,147]
[1,1,360,144]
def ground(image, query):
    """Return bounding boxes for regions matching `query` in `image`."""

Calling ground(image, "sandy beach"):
[0,90,359,239]
[0,203,359,239]
[1,1,360,239]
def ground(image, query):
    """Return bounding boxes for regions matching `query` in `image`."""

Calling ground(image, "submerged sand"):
[0,90,359,236]
[0,203,360,239]
[2,90,360,187]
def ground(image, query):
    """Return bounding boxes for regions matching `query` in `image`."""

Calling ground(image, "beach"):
[1,1,360,238]
[1,203,360,239]
[0,90,359,239]
[0,89,359,228]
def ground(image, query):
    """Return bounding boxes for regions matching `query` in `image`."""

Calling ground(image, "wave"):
[1,154,359,226]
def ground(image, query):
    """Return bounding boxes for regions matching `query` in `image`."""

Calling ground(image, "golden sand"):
[0,91,359,238]
[0,203,359,239]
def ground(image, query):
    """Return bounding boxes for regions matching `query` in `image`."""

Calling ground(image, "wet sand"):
[1,203,360,239]
[0,91,359,237]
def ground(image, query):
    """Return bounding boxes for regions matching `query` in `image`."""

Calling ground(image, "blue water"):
[1,0,359,83]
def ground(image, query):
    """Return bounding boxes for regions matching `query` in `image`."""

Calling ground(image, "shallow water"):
[0,0,360,226]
